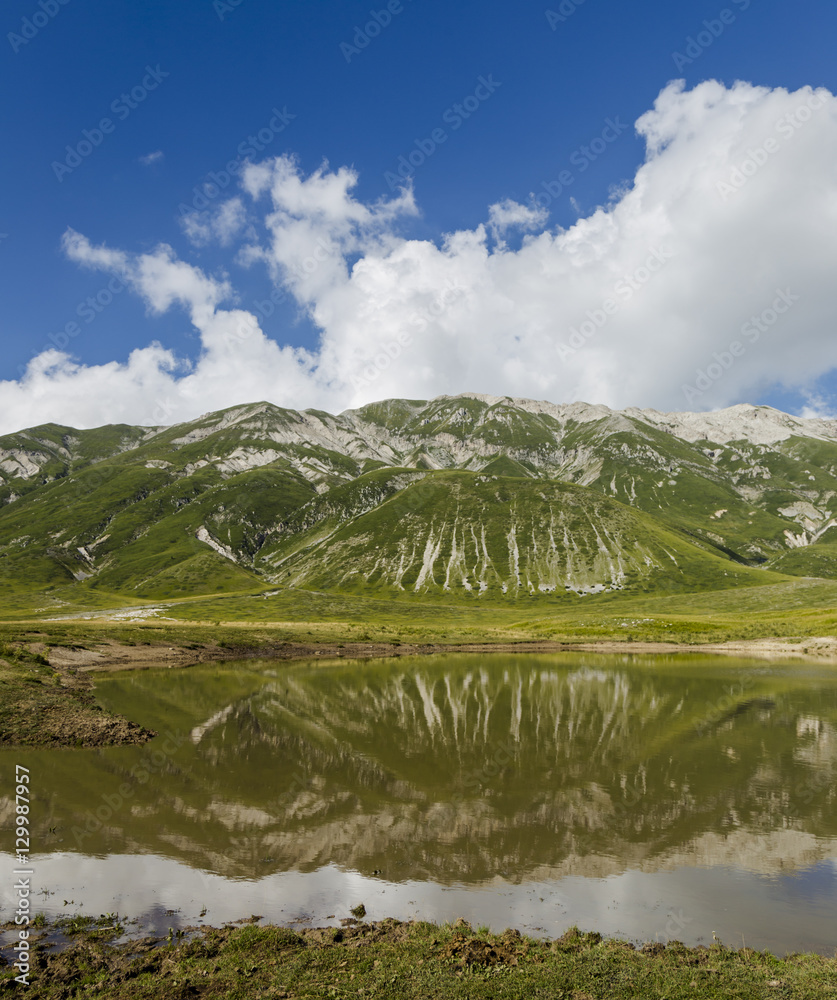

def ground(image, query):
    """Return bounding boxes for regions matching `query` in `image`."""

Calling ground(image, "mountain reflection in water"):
[9,653,835,887]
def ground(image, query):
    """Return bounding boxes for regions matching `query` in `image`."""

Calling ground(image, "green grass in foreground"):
[4,920,835,999]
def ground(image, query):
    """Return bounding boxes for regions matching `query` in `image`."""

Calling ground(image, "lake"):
[2,652,836,954]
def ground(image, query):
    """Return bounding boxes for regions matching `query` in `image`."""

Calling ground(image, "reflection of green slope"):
[94,664,273,734]
[10,655,836,882]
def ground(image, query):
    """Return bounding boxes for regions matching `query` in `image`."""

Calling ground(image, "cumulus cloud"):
[239,155,418,306]
[3,79,837,434]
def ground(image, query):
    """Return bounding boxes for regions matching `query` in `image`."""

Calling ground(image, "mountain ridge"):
[5,395,837,486]
[2,394,837,604]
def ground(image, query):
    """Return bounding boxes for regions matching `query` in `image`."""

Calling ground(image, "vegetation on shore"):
[3,917,835,998]
[0,640,153,747]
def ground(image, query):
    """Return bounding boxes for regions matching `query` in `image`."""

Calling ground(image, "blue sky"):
[2,0,837,431]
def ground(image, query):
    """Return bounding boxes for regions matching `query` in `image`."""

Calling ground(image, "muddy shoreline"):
[47,633,837,673]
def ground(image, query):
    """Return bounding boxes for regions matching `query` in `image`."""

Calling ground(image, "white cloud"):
[3,79,837,434]
[139,150,164,166]
[62,230,230,326]
[798,391,837,420]
[181,197,249,247]
[487,198,549,242]
[240,155,418,306]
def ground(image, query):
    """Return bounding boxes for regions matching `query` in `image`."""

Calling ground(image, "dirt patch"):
[299,918,414,949]
[440,928,527,968]
[6,919,422,996]
[557,636,837,662]
[33,702,153,747]
[70,638,445,672]
[552,928,604,953]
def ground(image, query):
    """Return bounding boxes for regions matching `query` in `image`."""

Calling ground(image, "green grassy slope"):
[260,470,786,602]
[0,455,315,599]
[0,422,151,501]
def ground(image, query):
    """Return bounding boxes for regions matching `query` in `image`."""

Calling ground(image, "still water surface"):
[2,653,836,953]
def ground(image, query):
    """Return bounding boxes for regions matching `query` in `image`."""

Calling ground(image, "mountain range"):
[3,393,837,604]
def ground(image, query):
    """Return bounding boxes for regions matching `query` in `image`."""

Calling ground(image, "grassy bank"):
[0,642,154,748]
[3,918,835,999]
